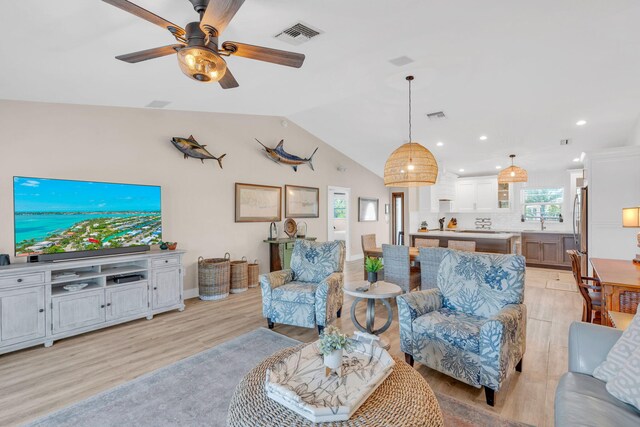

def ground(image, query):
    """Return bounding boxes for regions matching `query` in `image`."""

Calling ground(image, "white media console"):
[0,249,185,355]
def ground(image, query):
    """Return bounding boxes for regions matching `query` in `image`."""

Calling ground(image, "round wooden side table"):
[343,281,403,343]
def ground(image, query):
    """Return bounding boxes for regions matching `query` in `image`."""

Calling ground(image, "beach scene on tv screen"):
[14,177,162,257]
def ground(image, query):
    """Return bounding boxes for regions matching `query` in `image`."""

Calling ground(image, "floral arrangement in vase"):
[365,257,383,286]
[319,325,352,375]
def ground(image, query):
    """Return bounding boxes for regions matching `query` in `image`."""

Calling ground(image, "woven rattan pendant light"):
[384,76,438,187]
[498,154,528,183]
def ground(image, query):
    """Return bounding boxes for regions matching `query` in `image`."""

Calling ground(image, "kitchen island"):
[409,230,518,254]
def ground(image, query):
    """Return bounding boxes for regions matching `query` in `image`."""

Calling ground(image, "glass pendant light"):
[384,76,438,187]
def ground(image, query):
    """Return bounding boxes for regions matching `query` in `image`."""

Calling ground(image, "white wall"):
[0,100,389,293]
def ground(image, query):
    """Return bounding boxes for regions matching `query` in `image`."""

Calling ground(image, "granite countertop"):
[410,231,517,240]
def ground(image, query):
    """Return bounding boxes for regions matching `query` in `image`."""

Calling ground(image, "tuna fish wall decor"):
[171,135,226,169]
[255,139,318,172]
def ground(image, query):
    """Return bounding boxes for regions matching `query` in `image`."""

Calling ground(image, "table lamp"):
[622,207,640,264]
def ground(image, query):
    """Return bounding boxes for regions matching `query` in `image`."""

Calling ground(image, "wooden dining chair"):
[362,234,384,280]
[448,240,477,252]
[567,250,602,324]
[361,234,377,252]
[415,238,440,248]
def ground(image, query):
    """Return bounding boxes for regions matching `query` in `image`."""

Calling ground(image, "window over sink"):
[522,188,564,221]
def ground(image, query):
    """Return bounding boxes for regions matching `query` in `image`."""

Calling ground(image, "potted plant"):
[365,257,383,286]
[318,325,352,373]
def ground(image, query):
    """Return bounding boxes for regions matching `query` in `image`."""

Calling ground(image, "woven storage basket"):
[230,256,249,294]
[247,259,259,288]
[198,253,230,301]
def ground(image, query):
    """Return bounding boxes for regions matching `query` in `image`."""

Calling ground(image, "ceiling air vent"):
[145,100,171,109]
[389,56,414,67]
[427,111,446,120]
[274,22,323,46]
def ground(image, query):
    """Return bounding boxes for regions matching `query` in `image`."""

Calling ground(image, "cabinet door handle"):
[101,304,105,308]
[165,260,169,263]
[107,303,111,307]
[39,308,44,313]
[17,278,23,283]
[153,287,158,290]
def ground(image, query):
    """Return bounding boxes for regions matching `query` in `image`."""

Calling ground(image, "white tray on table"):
[265,340,395,423]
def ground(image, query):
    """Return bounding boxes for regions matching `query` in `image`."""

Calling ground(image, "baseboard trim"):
[184,288,199,300]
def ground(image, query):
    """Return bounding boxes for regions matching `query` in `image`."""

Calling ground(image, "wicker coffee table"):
[227,344,444,427]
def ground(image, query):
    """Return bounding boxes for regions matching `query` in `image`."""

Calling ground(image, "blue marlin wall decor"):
[171,135,226,169]
[255,139,318,172]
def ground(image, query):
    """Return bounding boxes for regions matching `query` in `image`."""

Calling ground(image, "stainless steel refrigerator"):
[573,186,588,272]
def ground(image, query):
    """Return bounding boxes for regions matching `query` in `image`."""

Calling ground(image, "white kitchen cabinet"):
[52,289,106,334]
[106,281,149,321]
[0,286,46,346]
[455,177,499,212]
[476,178,499,211]
[455,181,476,211]
[151,267,182,310]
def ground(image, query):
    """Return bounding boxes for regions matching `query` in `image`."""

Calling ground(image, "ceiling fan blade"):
[116,44,184,63]
[200,0,245,36]
[103,0,185,38]
[222,42,305,68]
[219,67,239,89]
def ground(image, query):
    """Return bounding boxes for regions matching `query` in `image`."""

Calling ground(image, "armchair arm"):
[259,270,293,318]
[315,272,343,327]
[396,289,443,355]
[568,321,622,376]
[480,304,527,391]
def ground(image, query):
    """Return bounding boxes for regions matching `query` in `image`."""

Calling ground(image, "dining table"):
[590,258,640,327]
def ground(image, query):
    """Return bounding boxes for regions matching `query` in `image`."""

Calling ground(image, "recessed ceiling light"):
[496,165,501,169]
[573,157,581,162]
[459,168,465,172]
[576,120,587,126]
[479,135,488,141]
[436,141,444,147]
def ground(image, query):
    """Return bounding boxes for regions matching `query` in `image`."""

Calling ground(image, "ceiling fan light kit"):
[102,0,305,89]
[384,76,439,187]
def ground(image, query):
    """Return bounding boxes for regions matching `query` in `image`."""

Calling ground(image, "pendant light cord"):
[407,75,414,167]
[408,77,412,143]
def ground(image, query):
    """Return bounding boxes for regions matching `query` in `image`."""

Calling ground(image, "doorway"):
[327,186,351,261]
[392,192,405,245]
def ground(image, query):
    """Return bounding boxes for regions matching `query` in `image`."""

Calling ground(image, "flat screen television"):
[14,177,162,261]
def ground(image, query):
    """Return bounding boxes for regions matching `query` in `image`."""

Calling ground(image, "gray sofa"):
[555,322,640,426]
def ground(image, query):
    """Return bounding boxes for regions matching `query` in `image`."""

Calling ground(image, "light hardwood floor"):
[0,262,582,426]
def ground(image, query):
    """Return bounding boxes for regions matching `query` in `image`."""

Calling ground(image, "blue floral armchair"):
[260,240,345,334]
[397,249,526,406]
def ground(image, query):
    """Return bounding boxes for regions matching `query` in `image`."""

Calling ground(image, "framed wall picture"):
[285,185,319,218]
[358,197,379,222]
[235,183,282,222]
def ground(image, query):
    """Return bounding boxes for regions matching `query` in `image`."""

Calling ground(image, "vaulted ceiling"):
[1,0,639,177]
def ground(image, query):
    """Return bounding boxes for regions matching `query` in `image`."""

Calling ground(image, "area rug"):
[27,328,530,427]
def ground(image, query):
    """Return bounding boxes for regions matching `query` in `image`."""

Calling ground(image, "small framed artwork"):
[358,197,379,222]
[285,185,319,218]
[235,183,282,222]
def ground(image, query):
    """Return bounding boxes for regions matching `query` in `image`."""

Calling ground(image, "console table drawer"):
[152,257,179,268]
[0,272,45,288]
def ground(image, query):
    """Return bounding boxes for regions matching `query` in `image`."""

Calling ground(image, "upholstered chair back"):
[290,240,346,282]
[437,249,525,317]
[361,234,377,252]
[382,244,410,286]
[419,247,448,290]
